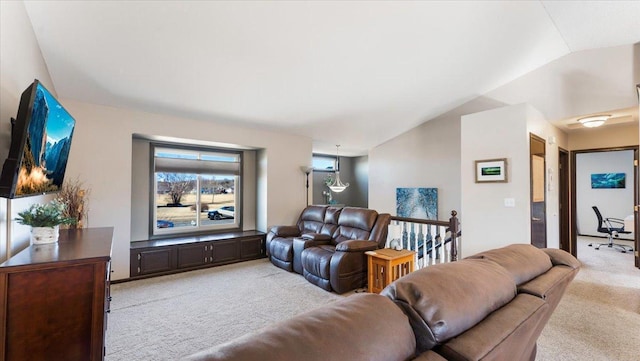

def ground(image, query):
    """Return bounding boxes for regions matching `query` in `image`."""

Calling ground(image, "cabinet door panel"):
[7,264,94,361]
[139,249,173,274]
[240,237,263,259]
[212,240,239,263]
[178,244,208,268]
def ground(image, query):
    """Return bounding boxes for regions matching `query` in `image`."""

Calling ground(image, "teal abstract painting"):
[591,173,625,189]
[396,188,438,220]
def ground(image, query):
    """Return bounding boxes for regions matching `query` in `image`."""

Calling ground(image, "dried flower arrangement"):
[56,178,90,229]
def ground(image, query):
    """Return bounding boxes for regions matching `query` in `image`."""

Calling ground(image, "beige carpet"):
[105,260,345,360]
[536,236,640,361]
[106,237,639,360]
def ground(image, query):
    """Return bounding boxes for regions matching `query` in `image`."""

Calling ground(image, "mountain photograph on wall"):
[16,83,75,196]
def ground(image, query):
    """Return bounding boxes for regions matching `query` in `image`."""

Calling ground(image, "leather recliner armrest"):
[335,240,378,252]
[301,233,332,242]
[269,225,300,238]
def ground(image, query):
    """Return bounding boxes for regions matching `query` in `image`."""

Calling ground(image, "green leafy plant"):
[15,200,78,228]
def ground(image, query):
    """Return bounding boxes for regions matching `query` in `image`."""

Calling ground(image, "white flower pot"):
[30,225,60,245]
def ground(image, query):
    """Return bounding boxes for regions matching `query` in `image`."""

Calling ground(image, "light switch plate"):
[504,198,515,207]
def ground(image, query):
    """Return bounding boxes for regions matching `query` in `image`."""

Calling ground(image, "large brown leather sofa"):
[186,244,580,361]
[266,205,390,293]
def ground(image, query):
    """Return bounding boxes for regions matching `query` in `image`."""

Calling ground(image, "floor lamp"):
[300,166,313,206]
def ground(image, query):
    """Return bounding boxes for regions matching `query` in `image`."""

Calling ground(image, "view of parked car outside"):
[156,192,235,229]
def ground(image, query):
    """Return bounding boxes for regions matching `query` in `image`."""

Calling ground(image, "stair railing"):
[388,210,460,269]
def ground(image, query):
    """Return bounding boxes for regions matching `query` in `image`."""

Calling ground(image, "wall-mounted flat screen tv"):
[0,79,76,198]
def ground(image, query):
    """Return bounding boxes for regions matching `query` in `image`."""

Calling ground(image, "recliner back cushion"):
[297,205,328,234]
[333,207,378,243]
[381,259,516,354]
[319,207,341,236]
[465,244,553,286]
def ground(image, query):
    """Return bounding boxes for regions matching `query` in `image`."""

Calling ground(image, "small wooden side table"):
[365,248,416,293]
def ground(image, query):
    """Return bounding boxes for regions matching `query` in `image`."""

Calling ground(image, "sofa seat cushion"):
[185,293,417,361]
[465,244,553,286]
[381,259,516,354]
[301,246,335,279]
[437,293,548,361]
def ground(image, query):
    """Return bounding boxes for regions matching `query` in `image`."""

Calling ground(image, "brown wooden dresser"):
[0,227,113,361]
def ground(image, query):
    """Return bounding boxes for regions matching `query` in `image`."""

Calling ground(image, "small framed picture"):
[475,158,508,183]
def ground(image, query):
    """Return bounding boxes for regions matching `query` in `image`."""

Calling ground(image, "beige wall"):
[368,97,508,219]
[0,1,57,262]
[61,99,312,280]
[568,123,639,150]
[461,103,567,257]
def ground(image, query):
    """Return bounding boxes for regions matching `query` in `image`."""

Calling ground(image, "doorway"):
[530,133,547,248]
[570,146,638,261]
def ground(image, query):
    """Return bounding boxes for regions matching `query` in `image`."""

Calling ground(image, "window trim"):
[148,142,243,238]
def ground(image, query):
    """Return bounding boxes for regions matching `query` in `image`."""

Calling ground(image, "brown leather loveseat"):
[186,244,580,361]
[266,205,390,293]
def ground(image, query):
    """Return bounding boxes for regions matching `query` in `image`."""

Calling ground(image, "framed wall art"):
[591,173,625,189]
[475,158,508,183]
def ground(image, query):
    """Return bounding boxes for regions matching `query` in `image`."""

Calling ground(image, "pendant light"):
[328,145,349,193]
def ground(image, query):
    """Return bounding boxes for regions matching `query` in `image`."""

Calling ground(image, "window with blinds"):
[152,145,241,235]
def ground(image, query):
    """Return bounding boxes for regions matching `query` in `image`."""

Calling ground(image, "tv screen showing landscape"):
[15,82,75,197]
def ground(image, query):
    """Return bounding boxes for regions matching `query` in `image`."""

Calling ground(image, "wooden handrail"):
[389,210,460,264]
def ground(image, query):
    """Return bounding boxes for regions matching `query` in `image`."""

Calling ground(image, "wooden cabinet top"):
[130,230,265,249]
[0,227,113,269]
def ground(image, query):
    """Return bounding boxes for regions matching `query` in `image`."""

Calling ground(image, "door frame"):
[570,145,639,259]
[558,147,570,252]
[530,133,547,248]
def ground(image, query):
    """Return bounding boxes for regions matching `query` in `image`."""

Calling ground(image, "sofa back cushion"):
[333,207,378,243]
[465,244,553,286]
[381,259,517,354]
[297,205,328,234]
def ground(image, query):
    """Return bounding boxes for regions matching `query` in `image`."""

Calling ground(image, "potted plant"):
[15,200,77,244]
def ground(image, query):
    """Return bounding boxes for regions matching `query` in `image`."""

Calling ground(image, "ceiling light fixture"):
[578,115,610,128]
[327,145,349,193]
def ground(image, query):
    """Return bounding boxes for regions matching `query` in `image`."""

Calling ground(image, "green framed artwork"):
[475,158,508,183]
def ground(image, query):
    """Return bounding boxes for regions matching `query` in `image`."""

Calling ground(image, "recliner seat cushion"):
[381,259,517,354]
[465,244,553,286]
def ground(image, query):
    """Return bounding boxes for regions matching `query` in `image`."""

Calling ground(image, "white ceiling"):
[23,1,640,155]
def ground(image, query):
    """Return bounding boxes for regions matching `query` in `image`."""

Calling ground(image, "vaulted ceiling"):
[23,1,640,155]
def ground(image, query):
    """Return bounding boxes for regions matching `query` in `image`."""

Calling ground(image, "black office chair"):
[588,206,633,253]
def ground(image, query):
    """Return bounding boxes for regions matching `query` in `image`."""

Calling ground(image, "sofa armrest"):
[269,225,300,238]
[301,233,332,242]
[542,248,581,269]
[335,240,378,252]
